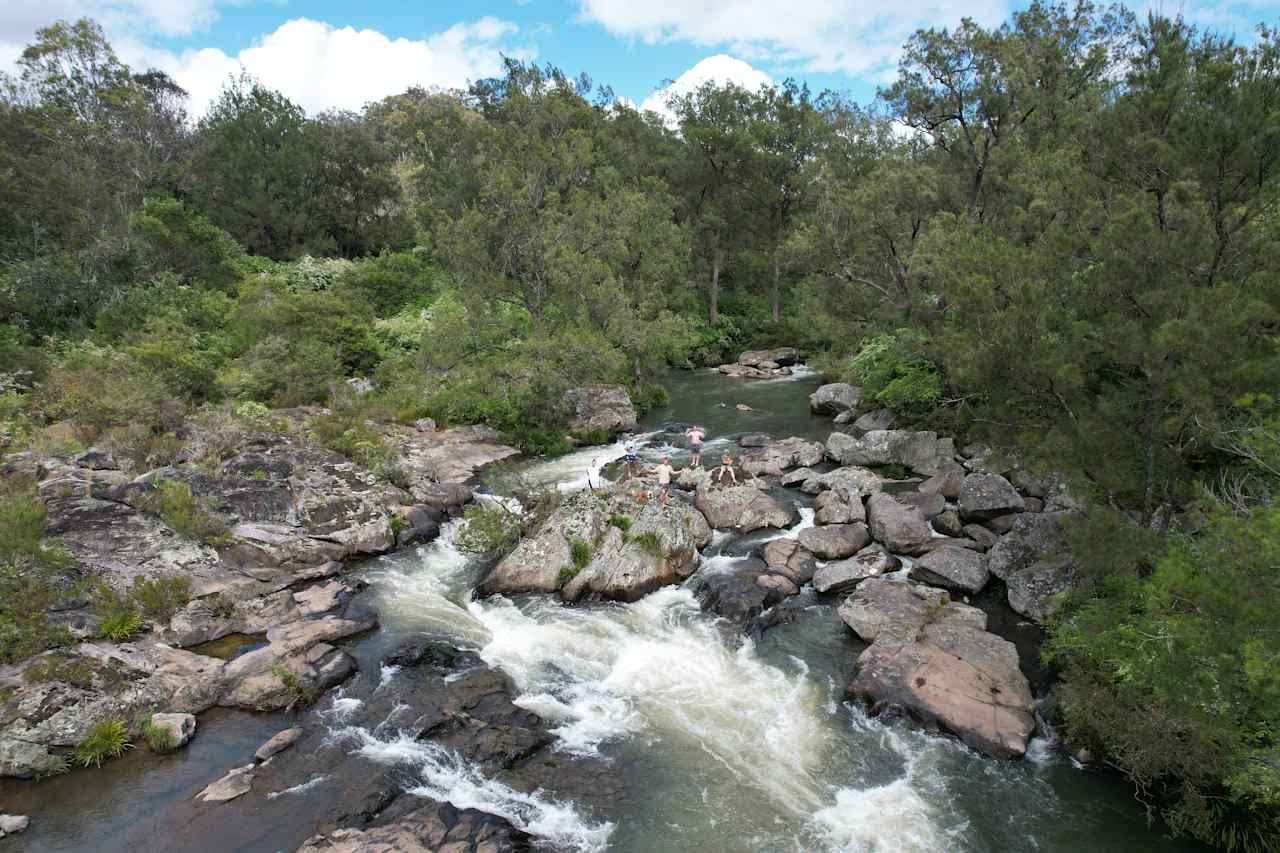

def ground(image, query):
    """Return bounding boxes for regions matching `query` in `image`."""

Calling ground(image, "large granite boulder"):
[813,486,865,524]
[295,801,530,853]
[865,493,932,555]
[688,562,789,622]
[987,512,1077,622]
[562,385,637,435]
[394,424,521,486]
[762,538,817,584]
[796,465,884,497]
[810,383,862,415]
[737,437,825,477]
[739,347,799,368]
[826,430,956,476]
[482,484,712,602]
[958,473,1025,521]
[694,482,796,533]
[909,547,990,594]
[812,544,900,595]
[850,409,896,435]
[840,579,1035,758]
[798,523,870,560]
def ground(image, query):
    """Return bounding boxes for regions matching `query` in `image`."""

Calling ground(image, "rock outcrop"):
[810,383,862,415]
[813,486,864,524]
[694,482,796,533]
[149,712,197,749]
[296,801,529,853]
[482,484,713,601]
[840,579,1035,759]
[739,347,799,368]
[736,436,825,477]
[563,385,637,435]
[826,430,958,477]
[987,512,1077,622]
[798,523,870,560]
[812,544,899,595]
[761,538,817,585]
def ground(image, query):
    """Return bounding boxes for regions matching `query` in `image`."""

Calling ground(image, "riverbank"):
[1,368,1207,852]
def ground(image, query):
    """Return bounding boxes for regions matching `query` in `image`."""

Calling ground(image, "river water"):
[1,368,1205,852]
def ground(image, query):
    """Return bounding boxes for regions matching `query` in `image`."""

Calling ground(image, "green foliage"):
[267,663,318,710]
[0,475,73,664]
[608,515,632,532]
[556,565,581,589]
[128,575,192,623]
[631,531,664,558]
[307,396,393,469]
[453,503,524,556]
[845,333,942,414]
[336,251,439,315]
[35,342,180,441]
[1046,506,1280,851]
[569,538,592,569]
[72,719,132,768]
[98,608,143,642]
[134,479,230,546]
[140,717,177,754]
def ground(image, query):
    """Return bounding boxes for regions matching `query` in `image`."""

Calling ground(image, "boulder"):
[254,727,303,762]
[0,815,29,837]
[688,563,787,622]
[295,801,529,853]
[1006,557,1076,623]
[694,482,796,533]
[851,409,896,435]
[838,578,985,643]
[762,538,817,584]
[74,447,118,470]
[482,491,607,596]
[833,410,856,425]
[932,510,963,538]
[394,425,520,485]
[910,547,990,594]
[849,620,1036,759]
[827,430,956,476]
[196,763,255,803]
[896,490,945,520]
[987,512,1071,581]
[813,486,865,525]
[983,513,1021,535]
[958,473,1025,521]
[149,712,197,750]
[810,383,862,415]
[813,544,899,595]
[919,463,966,499]
[865,493,932,555]
[739,347,799,368]
[798,465,884,497]
[961,523,1000,551]
[563,385,637,435]
[719,363,777,379]
[736,437,825,477]
[756,573,800,597]
[798,523,870,560]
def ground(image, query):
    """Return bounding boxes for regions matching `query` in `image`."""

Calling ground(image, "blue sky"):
[2,1,1278,117]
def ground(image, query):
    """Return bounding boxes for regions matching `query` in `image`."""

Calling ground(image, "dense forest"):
[1,3,1279,849]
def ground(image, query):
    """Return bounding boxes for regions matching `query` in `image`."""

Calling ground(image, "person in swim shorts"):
[655,456,675,504]
[686,425,706,467]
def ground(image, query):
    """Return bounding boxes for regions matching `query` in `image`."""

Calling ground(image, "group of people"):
[622,424,738,506]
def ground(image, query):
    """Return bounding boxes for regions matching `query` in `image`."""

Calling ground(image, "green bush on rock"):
[72,719,132,767]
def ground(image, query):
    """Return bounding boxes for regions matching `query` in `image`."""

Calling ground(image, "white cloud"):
[141,17,527,116]
[580,0,1012,80]
[0,0,224,42]
[640,53,772,125]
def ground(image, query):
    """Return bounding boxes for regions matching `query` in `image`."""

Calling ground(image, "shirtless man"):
[686,425,706,467]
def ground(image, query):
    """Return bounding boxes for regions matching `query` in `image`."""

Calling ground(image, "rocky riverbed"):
[0,366,1206,852]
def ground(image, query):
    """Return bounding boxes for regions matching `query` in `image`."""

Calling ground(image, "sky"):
[1,1,1278,120]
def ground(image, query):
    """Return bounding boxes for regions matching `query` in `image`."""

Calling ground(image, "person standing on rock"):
[714,452,737,485]
[686,425,706,467]
[655,456,674,505]
[622,440,640,480]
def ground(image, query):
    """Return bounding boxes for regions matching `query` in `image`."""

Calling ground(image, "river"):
[0,367,1206,852]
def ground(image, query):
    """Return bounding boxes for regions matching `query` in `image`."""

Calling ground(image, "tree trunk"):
[633,352,642,384]
[709,245,721,326]
[967,164,985,225]
[771,254,781,323]
[1140,392,1158,527]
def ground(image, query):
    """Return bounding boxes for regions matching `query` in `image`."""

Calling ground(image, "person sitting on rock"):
[713,452,737,485]
[655,456,675,505]
[686,425,706,467]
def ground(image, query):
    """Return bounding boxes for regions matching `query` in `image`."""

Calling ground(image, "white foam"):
[376,663,400,690]
[347,728,613,853]
[813,780,951,852]
[267,775,330,800]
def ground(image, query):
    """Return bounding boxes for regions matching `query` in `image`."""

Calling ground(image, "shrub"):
[632,531,664,558]
[100,423,185,472]
[569,538,592,569]
[35,342,179,441]
[98,608,143,642]
[134,479,230,546]
[335,251,438,316]
[72,719,132,767]
[846,332,942,414]
[268,663,318,710]
[308,403,392,469]
[0,476,73,664]
[608,515,632,533]
[556,565,580,588]
[205,593,239,619]
[231,336,344,407]
[129,575,192,623]
[454,503,523,555]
